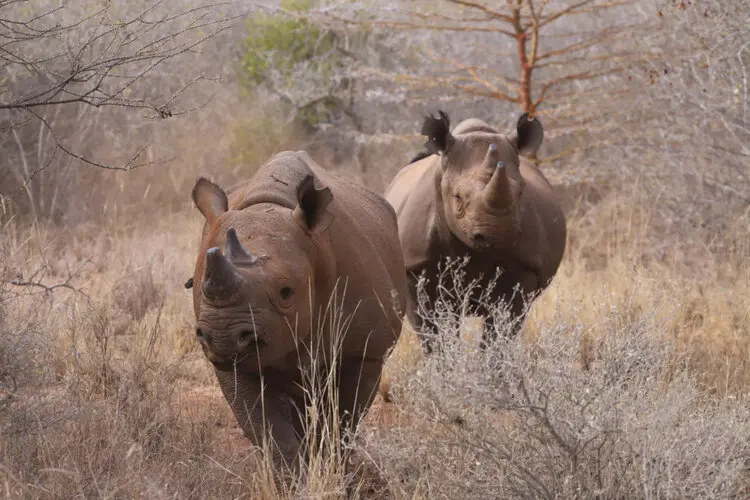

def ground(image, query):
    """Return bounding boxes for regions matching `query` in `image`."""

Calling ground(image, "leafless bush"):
[112,264,165,323]
[362,259,750,499]
[0,0,245,221]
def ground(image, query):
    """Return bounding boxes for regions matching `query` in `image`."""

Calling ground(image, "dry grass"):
[1,184,749,498]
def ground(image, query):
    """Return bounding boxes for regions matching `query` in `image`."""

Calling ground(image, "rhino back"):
[452,118,496,136]
[385,155,436,215]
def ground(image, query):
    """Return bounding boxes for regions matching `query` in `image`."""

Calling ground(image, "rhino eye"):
[280,286,294,301]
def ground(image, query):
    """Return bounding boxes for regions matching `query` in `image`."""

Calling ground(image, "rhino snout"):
[195,327,263,362]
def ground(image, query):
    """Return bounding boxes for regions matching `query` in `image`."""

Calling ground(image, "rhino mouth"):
[208,336,269,371]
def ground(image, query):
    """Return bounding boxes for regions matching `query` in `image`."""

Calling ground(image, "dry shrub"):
[112,264,165,323]
[529,190,750,394]
[367,255,750,499]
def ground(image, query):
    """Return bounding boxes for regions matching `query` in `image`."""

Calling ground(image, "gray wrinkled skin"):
[385,112,567,352]
[188,151,407,475]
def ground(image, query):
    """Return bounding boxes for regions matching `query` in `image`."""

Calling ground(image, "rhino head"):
[189,174,334,372]
[422,111,543,250]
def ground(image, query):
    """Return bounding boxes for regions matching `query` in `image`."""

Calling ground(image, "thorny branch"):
[0,0,243,182]
[0,2,238,112]
[2,258,90,304]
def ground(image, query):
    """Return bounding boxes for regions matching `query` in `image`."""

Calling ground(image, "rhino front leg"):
[214,369,302,473]
[297,358,382,461]
[337,358,384,434]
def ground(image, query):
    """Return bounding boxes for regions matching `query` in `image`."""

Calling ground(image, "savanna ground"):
[2,1,750,498]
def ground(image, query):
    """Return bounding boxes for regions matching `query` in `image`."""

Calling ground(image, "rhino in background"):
[188,150,407,474]
[385,111,567,353]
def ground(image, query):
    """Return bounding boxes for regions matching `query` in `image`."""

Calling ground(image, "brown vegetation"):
[2,0,749,498]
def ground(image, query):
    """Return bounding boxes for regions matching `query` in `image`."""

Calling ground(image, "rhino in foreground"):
[385,111,567,352]
[188,151,407,473]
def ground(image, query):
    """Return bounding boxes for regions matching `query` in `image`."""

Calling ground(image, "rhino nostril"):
[472,234,487,247]
[237,330,255,347]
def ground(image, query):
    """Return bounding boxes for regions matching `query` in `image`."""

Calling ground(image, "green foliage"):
[240,1,339,89]
[238,1,354,129]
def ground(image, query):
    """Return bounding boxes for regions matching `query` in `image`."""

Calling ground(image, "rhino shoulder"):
[386,156,439,213]
[397,191,444,271]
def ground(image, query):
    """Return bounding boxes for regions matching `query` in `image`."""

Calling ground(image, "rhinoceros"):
[385,111,566,353]
[188,150,407,473]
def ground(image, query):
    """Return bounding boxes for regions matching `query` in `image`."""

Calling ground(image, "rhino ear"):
[510,113,544,156]
[192,177,228,222]
[422,110,454,155]
[293,174,334,233]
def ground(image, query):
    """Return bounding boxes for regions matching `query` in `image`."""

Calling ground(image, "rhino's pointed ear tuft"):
[293,174,334,233]
[421,110,454,155]
[510,112,544,156]
[192,177,228,222]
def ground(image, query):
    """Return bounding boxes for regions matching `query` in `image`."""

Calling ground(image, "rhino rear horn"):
[485,159,515,209]
[202,247,244,302]
[225,227,257,265]
[422,110,454,155]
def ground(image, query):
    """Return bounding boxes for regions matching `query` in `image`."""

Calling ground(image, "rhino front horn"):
[225,227,257,265]
[485,160,515,209]
[202,247,244,302]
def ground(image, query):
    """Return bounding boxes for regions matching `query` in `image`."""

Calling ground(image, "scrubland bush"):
[372,252,750,499]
